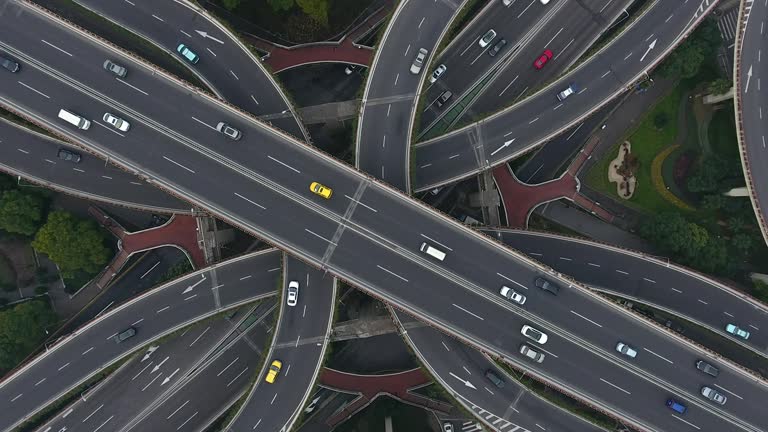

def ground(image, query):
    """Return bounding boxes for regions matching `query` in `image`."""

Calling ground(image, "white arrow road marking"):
[491,139,515,156]
[183,275,206,294]
[162,368,180,386]
[449,372,477,389]
[745,65,753,93]
[195,30,224,44]
[141,345,159,362]
[639,39,656,62]
[152,356,169,373]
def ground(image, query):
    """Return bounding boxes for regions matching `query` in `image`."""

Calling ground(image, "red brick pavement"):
[319,367,452,427]
[88,207,205,288]
[242,0,393,72]
[494,137,614,228]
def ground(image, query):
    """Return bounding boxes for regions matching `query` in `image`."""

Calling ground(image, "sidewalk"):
[494,137,614,228]
[319,367,453,427]
[241,0,393,72]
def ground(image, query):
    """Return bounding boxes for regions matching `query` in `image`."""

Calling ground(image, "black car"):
[535,277,560,295]
[488,38,507,57]
[57,148,82,163]
[696,360,719,377]
[436,91,453,108]
[0,54,19,73]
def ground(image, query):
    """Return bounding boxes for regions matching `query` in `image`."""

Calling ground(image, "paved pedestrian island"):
[494,138,614,228]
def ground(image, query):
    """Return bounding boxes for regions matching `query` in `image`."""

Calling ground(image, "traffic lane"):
[0,118,186,211]
[356,98,411,190]
[467,1,613,116]
[420,0,555,126]
[501,231,768,351]
[525,280,768,429]
[37,316,236,432]
[0,252,278,431]
[401,314,606,432]
[343,185,768,429]
[325,229,741,432]
[133,317,273,432]
[412,0,713,189]
[363,0,456,101]
[75,0,304,138]
[280,257,335,344]
[229,343,324,432]
[0,55,343,263]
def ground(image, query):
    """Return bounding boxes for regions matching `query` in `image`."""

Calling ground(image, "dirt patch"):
[608,141,637,199]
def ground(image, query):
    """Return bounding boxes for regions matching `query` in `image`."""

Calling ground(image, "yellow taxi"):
[265,359,282,384]
[309,181,333,199]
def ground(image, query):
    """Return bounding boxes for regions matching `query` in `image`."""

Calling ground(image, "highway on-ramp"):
[0,250,280,431]
[227,256,335,432]
[412,0,718,190]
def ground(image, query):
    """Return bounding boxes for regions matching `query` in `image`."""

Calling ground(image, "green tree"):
[753,280,768,303]
[268,0,295,12]
[0,190,46,236]
[658,19,721,79]
[297,0,329,26]
[32,211,111,278]
[0,300,57,372]
[707,78,732,95]
[687,156,728,193]
[731,233,754,255]
[701,194,726,211]
[221,0,240,10]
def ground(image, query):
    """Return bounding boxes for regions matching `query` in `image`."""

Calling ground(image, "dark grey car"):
[113,327,136,343]
[0,55,19,73]
[484,369,505,388]
[696,360,719,377]
[57,148,81,163]
[535,277,560,295]
[488,38,507,57]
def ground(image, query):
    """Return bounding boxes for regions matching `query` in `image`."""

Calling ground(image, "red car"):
[534,49,553,69]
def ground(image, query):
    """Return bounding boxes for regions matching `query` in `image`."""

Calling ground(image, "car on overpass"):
[265,359,282,384]
[176,43,199,65]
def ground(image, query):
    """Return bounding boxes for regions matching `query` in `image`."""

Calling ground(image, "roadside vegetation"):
[584,19,768,285]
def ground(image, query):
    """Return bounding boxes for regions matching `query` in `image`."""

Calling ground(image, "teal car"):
[176,43,199,64]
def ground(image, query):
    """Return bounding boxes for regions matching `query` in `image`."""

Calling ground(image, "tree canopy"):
[0,300,57,373]
[31,211,111,278]
[0,189,47,236]
[658,19,721,79]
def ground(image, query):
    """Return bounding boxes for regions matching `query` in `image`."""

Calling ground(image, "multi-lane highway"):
[1,1,767,431]
[33,303,272,432]
[394,309,606,432]
[412,0,717,190]
[735,0,768,245]
[0,116,187,212]
[0,250,279,431]
[73,0,307,140]
[227,257,335,431]
[356,0,463,191]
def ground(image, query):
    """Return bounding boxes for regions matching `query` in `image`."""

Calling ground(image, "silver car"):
[103,59,127,78]
[479,29,497,47]
[429,64,446,83]
[216,122,242,140]
[701,386,727,405]
[499,286,526,305]
[615,342,637,358]
[103,113,130,132]
[519,343,545,363]
[410,48,428,74]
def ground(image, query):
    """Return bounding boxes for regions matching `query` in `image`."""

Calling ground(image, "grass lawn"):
[585,84,688,214]
[335,397,433,432]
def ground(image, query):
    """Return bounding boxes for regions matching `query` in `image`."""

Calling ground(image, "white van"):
[420,242,446,261]
[58,109,91,130]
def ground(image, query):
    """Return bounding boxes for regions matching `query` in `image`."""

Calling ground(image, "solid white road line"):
[234,192,266,210]
[599,378,631,395]
[376,265,408,282]
[643,348,674,364]
[570,310,602,328]
[452,304,484,320]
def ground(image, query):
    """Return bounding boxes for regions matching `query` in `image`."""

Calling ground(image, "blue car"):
[176,43,199,64]
[666,399,687,414]
[725,323,750,340]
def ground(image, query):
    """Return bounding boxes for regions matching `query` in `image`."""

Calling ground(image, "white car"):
[216,122,242,140]
[519,344,545,363]
[429,64,447,83]
[442,423,454,432]
[615,341,637,358]
[102,113,130,132]
[521,325,547,344]
[410,48,428,74]
[701,386,727,405]
[287,280,299,307]
[479,29,497,48]
[499,286,526,305]
[556,84,577,101]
